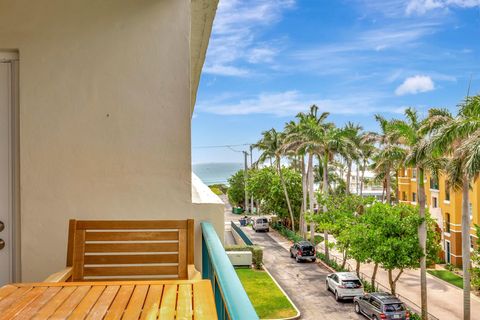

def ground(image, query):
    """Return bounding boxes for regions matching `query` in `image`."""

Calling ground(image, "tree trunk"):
[277,157,295,232]
[418,168,428,320]
[323,152,329,261]
[462,175,471,320]
[356,164,360,195]
[346,160,352,195]
[301,155,307,238]
[371,263,379,289]
[341,246,348,269]
[388,269,403,295]
[360,160,366,196]
[386,165,392,204]
[308,152,315,242]
[355,260,361,277]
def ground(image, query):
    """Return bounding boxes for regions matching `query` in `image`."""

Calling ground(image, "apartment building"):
[398,168,479,266]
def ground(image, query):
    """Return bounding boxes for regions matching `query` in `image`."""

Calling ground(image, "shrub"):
[445,263,455,272]
[271,222,303,243]
[316,252,348,272]
[209,186,223,195]
[225,245,263,269]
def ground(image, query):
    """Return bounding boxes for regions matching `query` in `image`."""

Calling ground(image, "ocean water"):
[193,162,243,185]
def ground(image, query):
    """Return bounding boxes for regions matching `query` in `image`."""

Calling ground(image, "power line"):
[192,143,252,149]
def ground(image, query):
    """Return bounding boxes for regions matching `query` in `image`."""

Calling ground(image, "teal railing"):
[230,221,253,245]
[201,222,259,320]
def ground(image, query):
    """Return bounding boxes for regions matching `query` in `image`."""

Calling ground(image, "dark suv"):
[289,241,316,262]
[354,292,410,320]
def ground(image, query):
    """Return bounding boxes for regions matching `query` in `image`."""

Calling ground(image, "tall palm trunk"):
[308,152,315,242]
[323,152,330,261]
[301,155,307,238]
[277,156,295,232]
[360,160,366,196]
[356,164,359,195]
[346,159,352,195]
[418,168,428,320]
[462,175,471,320]
[385,165,392,204]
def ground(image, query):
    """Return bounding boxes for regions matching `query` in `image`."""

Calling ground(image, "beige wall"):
[0,0,219,281]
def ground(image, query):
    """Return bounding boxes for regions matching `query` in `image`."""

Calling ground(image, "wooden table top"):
[0,279,217,320]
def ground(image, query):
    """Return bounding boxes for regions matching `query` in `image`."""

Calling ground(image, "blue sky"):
[192,0,480,164]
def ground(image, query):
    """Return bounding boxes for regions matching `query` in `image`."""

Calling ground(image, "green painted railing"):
[201,222,259,320]
[230,221,254,245]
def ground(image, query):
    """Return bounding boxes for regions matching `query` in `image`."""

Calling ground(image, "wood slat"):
[85,231,179,241]
[84,254,178,265]
[32,286,77,320]
[85,242,178,253]
[0,287,32,314]
[140,285,163,320]
[104,285,135,320]
[76,220,188,230]
[176,284,193,320]
[0,285,17,300]
[122,285,149,319]
[193,281,218,320]
[85,285,120,320]
[68,285,105,320]
[158,285,177,320]
[49,285,91,318]
[67,219,77,267]
[13,287,62,320]
[0,287,47,320]
[84,266,178,277]
[187,219,194,265]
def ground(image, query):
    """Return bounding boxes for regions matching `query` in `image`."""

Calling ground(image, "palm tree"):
[254,128,296,232]
[391,108,445,320]
[426,95,480,320]
[342,122,362,195]
[358,136,374,196]
[364,115,404,204]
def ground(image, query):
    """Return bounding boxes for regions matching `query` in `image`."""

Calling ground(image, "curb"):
[426,269,480,303]
[261,266,301,320]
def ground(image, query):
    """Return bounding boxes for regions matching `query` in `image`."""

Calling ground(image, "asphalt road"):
[244,227,365,320]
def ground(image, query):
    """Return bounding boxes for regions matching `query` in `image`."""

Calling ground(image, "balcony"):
[0,220,258,320]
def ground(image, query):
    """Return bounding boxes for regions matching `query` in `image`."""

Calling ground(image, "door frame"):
[0,51,20,282]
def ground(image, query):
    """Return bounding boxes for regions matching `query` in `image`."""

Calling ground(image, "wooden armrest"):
[44,267,73,282]
[188,264,201,280]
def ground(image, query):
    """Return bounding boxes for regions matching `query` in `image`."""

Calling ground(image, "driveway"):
[243,227,364,320]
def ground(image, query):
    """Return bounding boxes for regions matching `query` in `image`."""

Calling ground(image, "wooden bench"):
[45,219,201,282]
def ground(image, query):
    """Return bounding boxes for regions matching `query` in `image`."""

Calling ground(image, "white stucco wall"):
[0,0,221,281]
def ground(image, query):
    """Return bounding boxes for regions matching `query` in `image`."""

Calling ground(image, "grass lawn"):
[235,268,297,319]
[427,269,463,289]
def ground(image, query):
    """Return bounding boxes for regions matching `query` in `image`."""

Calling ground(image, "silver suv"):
[252,217,269,232]
[354,292,410,320]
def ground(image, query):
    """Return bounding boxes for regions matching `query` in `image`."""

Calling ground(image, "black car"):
[289,240,316,262]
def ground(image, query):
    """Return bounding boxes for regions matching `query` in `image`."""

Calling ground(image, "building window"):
[412,169,417,179]
[412,192,417,202]
[445,189,450,202]
[430,177,439,190]
[402,191,407,201]
[445,213,451,233]
[432,197,438,208]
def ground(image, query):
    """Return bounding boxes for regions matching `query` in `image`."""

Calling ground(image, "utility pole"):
[250,145,254,214]
[243,151,249,213]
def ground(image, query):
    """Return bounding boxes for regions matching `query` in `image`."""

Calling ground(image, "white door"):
[0,55,16,285]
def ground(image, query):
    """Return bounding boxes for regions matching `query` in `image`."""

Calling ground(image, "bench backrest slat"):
[66,219,194,281]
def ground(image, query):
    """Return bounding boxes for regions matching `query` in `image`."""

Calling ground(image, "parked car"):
[252,217,269,232]
[289,241,316,262]
[326,272,364,301]
[354,292,410,320]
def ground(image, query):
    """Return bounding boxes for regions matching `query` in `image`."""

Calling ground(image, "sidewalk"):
[317,234,480,320]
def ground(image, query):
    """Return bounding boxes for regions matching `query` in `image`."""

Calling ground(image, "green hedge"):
[271,222,304,243]
[225,245,263,269]
[316,252,348,272]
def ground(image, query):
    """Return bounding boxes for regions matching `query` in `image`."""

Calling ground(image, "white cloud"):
[197,90,401,116]
[406,0,480,15]
[395,75,435,95]
[203,0,294,76]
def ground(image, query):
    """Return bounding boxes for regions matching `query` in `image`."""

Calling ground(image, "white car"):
[252,217,269,232]
[326,272,364,301]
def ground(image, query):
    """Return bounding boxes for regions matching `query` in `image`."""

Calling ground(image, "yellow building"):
[398,168,479,266]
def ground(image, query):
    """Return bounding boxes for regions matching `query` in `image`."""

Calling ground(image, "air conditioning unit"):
[227,251,252,267]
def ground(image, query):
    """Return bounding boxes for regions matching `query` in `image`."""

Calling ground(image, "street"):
[243,226,364,320]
